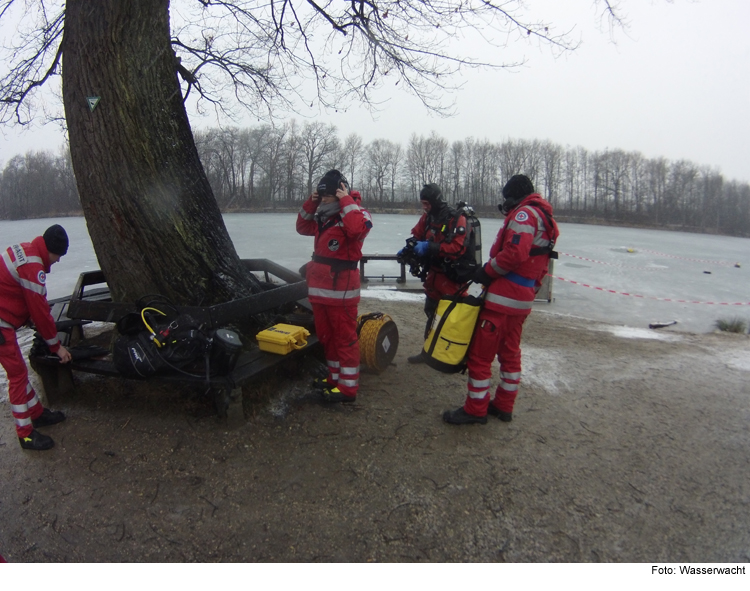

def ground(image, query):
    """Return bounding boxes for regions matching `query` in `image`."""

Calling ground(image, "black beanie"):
[43,224,69,256]
[502,175,534,202]
[317,169,348,197]
[419,183,444,207]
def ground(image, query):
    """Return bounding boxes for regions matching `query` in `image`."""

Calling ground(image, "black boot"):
[320,387,357,404]
[311,377,333,391]
[442,407,487,425]
[32,408,66,428]
[407,352,426,364]
[19,430,54,451]
[487,405,513,422]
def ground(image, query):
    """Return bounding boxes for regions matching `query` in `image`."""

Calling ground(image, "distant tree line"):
[2,123,749,237]
[0,150,80,219]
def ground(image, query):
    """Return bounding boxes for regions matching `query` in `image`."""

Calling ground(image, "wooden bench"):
[28,297,91,408]
[28,260,322,427]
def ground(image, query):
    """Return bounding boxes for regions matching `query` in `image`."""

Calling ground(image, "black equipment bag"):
[112,332,165,378]
[112,296,242,379]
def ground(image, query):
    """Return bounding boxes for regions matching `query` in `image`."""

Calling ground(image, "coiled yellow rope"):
[357,313,394,371]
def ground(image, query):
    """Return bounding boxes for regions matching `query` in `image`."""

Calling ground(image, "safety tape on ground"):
[551,275,750,305]
[639,249,740,267]
[559,252,664,270]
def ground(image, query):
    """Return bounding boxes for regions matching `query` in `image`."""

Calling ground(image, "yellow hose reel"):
[356,312,399,373]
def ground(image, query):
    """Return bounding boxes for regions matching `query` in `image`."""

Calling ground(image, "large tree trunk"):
[61,0,260,306]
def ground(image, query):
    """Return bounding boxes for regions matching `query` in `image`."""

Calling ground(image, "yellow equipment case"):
[356,313,399,373]
[256,323,310,355]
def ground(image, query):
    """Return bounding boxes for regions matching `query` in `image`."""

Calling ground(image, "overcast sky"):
[1,0,748,183]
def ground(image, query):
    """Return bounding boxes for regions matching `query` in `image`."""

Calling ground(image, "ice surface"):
[2,214,748,334]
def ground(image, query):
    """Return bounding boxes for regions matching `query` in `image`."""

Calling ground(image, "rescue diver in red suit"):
[1,225,72,450]
[403,183,469,363]
[296,170,372,403]
[443,175,559,425]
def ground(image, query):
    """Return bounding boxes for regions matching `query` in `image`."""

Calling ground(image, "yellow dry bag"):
[423,294,483,373]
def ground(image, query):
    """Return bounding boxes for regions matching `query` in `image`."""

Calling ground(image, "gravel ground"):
[1,298,749,562]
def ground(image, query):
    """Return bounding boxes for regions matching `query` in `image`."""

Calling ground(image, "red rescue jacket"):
[296,191,372,306]
[411,206,468,268]
[0,236,62,352]
[483,194,559,316]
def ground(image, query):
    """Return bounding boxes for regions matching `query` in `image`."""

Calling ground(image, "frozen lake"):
[2,213,748,333]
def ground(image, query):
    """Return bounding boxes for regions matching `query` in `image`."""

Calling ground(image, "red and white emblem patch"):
[515,210,529,223]
[37,270,46,285]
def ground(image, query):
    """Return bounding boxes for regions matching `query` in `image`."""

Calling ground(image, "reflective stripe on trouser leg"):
[463,311,504,417]
[312,302,339,385]
[491,314,527,414]
[338,365,360,392]
[326,360,340,385]
[326,304,360,398]
[0,329,43,438]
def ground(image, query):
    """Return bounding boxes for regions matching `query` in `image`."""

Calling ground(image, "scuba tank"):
[456,201,482,266]
[441,201,482,284]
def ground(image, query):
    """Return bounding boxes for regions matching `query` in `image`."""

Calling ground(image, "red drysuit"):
[296,191,372,398]
[410,206,469,302]
[1,237,62,437]
[463,194,559,417]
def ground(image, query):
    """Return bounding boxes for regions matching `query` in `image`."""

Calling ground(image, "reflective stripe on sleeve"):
[2,250,21,282]
[20,278,47,296]
[506,221,535,234]
[299,209,315,220]
[490,259,508,276]
[341,203,360,217]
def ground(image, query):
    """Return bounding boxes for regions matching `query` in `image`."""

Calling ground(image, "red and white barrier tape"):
[559,252,663,270]
[551,275,750,305]
[639,249,738,266]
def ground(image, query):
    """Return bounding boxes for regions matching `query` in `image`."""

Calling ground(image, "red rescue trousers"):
[1,327,44,437]
[463,308,527,417]
[311,302,360,398]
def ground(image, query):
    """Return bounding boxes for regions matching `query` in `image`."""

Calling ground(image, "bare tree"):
[340,133,365,190]
[365,139,395,202]
[281,120,302,204]
[0,0,620,305]
[258,124,288,208]
[299,121,340,196]
[406,132,448,191]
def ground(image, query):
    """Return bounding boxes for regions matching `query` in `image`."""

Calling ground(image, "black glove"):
[473,266,493,286]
